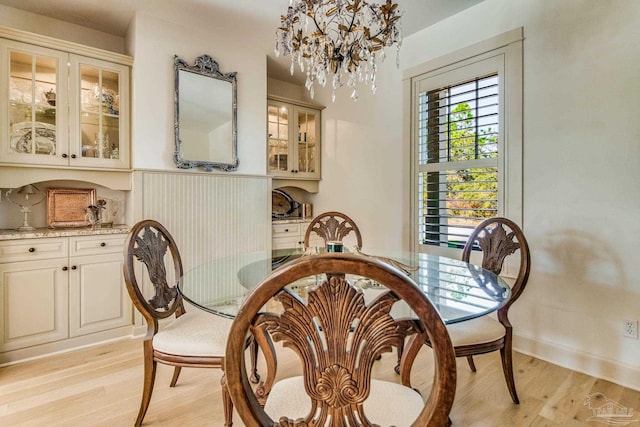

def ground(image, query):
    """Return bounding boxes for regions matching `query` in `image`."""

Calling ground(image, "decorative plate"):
[272,189,297,218]
[10,122,56,155]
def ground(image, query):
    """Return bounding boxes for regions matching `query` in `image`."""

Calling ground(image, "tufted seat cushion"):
[446,315,505,347]
[153,310,232,356]
[264,376,424,425]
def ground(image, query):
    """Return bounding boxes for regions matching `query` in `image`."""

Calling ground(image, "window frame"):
[404,28,523,273]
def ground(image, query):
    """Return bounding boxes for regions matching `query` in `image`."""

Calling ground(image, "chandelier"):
[275,0,402,101]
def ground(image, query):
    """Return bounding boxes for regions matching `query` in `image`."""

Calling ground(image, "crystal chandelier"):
[275,0,402,101]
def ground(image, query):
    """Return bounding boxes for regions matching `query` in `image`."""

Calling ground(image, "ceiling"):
[0,0,484,38]
[0,0,485,84]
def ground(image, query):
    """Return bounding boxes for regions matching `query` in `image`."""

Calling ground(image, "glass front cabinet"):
[267,97,322,180]
[0,38,130,169]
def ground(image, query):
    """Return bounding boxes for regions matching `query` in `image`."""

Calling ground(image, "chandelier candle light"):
[275,0,402,101]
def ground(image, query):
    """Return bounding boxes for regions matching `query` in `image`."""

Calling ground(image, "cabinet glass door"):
[79,66,120,160]
[296,109,317,174]
[2,41,68,165]
[268,102,289,173]
[69,54,128,169]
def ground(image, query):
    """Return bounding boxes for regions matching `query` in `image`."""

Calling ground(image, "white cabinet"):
[0,257,68,351]
[68,234,130,337]
[268,97,322,180]
[272,220,323,250]
[0,37,130,169]
[0,234,131,355]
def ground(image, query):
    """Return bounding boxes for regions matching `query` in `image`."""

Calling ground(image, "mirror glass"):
[174,55,238,171]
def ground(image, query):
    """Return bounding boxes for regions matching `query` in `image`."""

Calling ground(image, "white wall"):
[0,5,125,53]
[402,0,640,389]
[308,56,405,254]
[129,11,266,174]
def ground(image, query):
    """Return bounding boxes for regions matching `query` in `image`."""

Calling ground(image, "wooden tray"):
[47,188,96,228]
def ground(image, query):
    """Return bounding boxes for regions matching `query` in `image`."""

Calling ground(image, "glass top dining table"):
[177,249,511,325]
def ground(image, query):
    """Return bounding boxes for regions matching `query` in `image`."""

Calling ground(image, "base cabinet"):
[69,252,129,337]
[0,233,131,359]
[272,220,323,250]
[0,259,68,351]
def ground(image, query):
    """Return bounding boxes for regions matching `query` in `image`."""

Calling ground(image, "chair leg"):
[252,324,278,406]
[398,332,427,389]
[249,336,260,384]
[169,366,182,387]
[394,339,405,374]
[466,356,477,372]
[500,345,520,404]
[135,342,158,427]
[221,374,233,427]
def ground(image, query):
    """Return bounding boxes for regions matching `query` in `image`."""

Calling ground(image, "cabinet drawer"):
[273,236,303,250]
[0,238,67,263]
[272,223,302,237]
[69,235,126,256]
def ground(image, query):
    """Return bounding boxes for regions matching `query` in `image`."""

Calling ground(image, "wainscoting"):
[134,170,271,312]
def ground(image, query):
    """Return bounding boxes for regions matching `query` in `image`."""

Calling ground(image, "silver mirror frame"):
[174,54,238,171]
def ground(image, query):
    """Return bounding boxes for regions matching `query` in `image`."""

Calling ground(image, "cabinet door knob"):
[62,153,68,158]
[28,247,36,253]
[71,154,77,159]
[284,229,289,232]
[62,266,68,271]
[71,265,77,270]
[100,242,106,247]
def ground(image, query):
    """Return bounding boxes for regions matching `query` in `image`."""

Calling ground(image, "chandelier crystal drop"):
[275,0,402,101]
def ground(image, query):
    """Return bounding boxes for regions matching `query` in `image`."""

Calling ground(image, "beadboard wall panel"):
[137,171,271,310]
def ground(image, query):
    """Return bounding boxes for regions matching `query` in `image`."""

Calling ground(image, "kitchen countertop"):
[272,217,313,224]
[0,225,130,241]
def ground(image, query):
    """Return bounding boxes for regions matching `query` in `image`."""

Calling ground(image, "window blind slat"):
[417,74,500,248]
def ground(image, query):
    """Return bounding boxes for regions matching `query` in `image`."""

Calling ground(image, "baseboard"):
[0,326,135,367]
[514,334,640,392]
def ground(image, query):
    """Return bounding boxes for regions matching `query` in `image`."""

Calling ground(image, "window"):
[407,29,523,256]
[419,74,499,249]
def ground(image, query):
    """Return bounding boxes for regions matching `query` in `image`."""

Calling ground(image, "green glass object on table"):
[326,241,343,253]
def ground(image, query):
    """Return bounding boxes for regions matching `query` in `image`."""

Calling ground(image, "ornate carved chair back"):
[303,211,363,251]
[461,217,531,316]
[123,220,185,330]
[225,253,456,427]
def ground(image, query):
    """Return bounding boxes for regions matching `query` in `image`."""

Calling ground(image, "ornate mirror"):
[174,54,238,171]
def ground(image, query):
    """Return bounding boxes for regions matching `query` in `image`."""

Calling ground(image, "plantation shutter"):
[417,74,500,249]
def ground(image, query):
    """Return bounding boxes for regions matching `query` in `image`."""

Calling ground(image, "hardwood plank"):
[0,337,638,426]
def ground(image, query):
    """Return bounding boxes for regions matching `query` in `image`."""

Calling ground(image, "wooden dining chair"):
[303,211,363,251]
[402,217,530,405]
[225,253,457,427]
[302,210,414,371]
[123,220,234,426]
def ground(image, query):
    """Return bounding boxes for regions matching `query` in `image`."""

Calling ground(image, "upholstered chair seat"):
[264,376,425,426]
[446,316,506,347]
[153,311,232,356]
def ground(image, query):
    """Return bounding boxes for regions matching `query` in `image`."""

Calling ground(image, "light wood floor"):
[0,337,638,426]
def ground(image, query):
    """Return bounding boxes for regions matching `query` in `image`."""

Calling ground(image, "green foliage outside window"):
[444,102,497,224]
